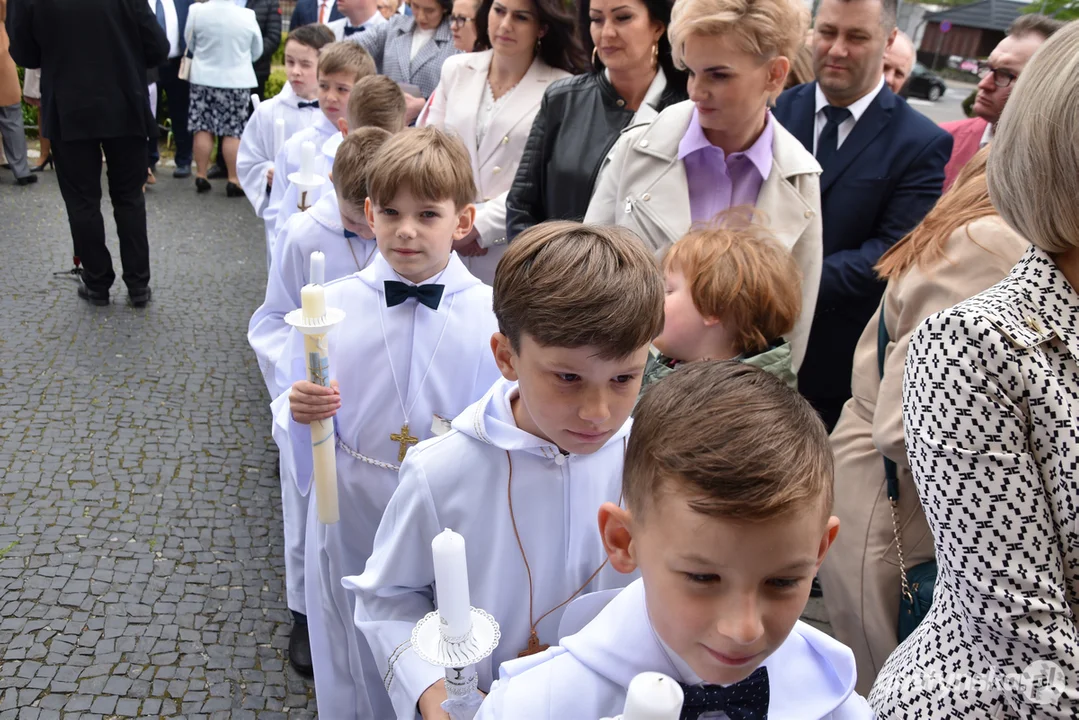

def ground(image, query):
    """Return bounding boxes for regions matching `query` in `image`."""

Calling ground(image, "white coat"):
[184,0,262,89]
[584,100,823,372]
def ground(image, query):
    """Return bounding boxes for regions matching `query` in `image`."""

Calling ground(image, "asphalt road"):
[906,80,975,126]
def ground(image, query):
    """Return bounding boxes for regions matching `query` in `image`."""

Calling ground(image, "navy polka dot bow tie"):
[344,24,365,35]
[678,666,769,720]
[384,280,444,310]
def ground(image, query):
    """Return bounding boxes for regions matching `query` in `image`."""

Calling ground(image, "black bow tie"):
[298,100,319,109]
[384,280,444,310]
[344,229,358,239]
[344,24,365,35]
[679,667,769,720]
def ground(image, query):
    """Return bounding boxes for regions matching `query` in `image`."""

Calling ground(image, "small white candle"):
[309,251,325,286]
[300,140,317,179]
[273,118,286,156]
[621,673,684,720]
[300,284,326,321]
[432,529,472,639]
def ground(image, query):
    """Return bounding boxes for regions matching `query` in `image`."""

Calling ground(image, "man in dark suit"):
[290,0,343,28]
[773,0,951,430]
[152,0,193,178]
[7,0,169,307]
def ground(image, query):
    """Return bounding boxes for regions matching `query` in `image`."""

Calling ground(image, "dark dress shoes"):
[226,182,244,198]
[173,165,192,178]
[207,165,227,180]
[77,282,110,306]
[16,175,38,186]
[195,177,212,193]
[288,621,314,678]
[129,287,152,308]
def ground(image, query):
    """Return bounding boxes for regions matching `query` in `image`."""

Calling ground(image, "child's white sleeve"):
[237,105,275,217]
[263,142,291,256]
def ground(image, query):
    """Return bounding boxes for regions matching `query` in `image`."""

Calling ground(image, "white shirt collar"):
[814,76,885,123]
[980,122,994,148]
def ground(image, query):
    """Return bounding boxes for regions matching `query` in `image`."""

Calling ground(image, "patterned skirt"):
[188,84,250,137]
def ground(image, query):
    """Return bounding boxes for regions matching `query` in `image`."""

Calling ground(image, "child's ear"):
[337,117,349,137]
[599,503,638,575]
[491,333,519,382]
[814,515,841,572]
[453,203,477,241]
[327,170,334,184]
[364,197,376,227]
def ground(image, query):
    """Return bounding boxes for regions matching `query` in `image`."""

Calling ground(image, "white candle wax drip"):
[621,672,685,720]
[300,140,317,179]
[309,251,325,286]
[273,118,286,156]
[432,529,472,640]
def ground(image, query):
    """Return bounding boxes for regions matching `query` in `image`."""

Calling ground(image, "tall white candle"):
[273,118,286,157]
[300,140,317,179]
[432,529,472,639]
[309,251,325,286]
[300,283,339,524]
[621,673,684,720]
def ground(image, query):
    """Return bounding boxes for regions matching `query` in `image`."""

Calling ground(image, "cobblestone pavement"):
[0,169,317,719]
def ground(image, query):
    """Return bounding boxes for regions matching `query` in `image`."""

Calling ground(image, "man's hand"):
[453,228,488,257]
[418,680,451,720]
[289,379,340,424]
[266,167,274,187]
[405,93,427,124]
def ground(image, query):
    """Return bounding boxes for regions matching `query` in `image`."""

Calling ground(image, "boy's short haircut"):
[365,127,477,211]
[626,361,833,522]
[334,127,394,207]
[318,42,376,81]
[663,212,802,354]
[494,222,664,360]
[347,75,408,133]
[286,23,336,52]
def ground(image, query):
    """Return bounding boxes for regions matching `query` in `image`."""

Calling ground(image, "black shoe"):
[207,165,227,180]
[15,174,38,186]
[173,165,192,179]
[810,577,823,598]
[129,287,152,308]
[226,181,244,198]
[0,163,9,170]
[195,177,212,193]
[288,622,314,678]
[77,282,110,306]
[31,154,53,172]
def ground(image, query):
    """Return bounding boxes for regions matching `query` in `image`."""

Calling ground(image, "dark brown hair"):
[626,361,833,522]
[334,127,394,207]
[286,24,337,52]
[494,222,664,359]
[366,127,477,210]
[347,75,407,133]
[1007,13,1064,40]
[474,0,589,73]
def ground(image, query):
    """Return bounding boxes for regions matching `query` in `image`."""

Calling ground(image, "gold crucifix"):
[391,423,419,462]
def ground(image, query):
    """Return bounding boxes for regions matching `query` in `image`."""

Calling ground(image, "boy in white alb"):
[329,0,386,40]
[478,363,874,720]
[273,128,501,719]
[343,222,668,720]
[264,41,375,253]
[237,24,335,269]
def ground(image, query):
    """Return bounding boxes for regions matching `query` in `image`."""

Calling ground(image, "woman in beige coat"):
[817,146,1028,695]
[584,0,820,370]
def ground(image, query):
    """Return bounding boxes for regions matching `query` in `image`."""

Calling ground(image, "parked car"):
[903,62,948,102]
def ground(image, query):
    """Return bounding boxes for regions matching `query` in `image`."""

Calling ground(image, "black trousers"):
[53,136,151,294]
[159,57,193,167]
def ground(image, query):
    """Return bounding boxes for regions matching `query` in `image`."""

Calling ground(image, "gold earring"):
[652,43,659,69]
[592,46,599,68]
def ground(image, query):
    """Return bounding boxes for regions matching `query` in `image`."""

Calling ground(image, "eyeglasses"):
[979,64,1018,88]
[449,14,474,27]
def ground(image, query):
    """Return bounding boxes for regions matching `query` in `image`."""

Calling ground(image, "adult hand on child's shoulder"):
[289,379,340,424]
[418,679,452,720]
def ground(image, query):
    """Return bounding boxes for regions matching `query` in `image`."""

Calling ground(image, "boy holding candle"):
[273,127,502,719]
[237,23,336,268]
[477,363,874,719]
[264,41,376,249]
[342,221,665,720]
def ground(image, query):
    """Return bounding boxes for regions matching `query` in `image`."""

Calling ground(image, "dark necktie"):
[678,666,769,720]
[298,100,319,109]
[815,105,852,171]
[344,25,365,36]
[384,280,444,310]
[155,0,167,31]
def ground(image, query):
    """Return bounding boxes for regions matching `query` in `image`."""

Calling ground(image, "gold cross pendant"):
[390,423,419,462]
[516,631,549,658]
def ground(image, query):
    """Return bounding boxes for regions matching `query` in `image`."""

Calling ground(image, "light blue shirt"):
[233,0,248,6]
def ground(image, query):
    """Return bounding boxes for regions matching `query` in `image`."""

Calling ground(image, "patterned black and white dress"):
[870,246,1079,717]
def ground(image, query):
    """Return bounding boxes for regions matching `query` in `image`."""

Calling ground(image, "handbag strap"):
[877,302,914,604]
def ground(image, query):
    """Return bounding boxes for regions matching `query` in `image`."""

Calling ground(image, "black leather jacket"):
[504,72,687,241]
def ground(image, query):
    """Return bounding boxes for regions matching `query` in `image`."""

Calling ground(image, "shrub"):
[15,67,39,131]
[272,32,288,66]
[265,69,288,99]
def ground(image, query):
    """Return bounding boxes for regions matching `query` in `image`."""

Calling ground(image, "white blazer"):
[419,50,570,283]
[184,0,263,89]
[584,100,823,371]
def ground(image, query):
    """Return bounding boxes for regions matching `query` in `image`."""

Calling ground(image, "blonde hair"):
[626,361,833,522]
[668,0,808,68]
[333,127,393,207]
[988,21,1079,254]
[494,222,665,360]
[877,147,994,280]
[318,41,376,81]
[365,127,476,210]
[347,75,407,134]
[663,213,802,354]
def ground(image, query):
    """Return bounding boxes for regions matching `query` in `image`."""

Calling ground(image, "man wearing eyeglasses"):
[940,13,1062,191]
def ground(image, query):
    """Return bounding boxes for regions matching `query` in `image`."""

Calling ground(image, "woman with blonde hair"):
[870,21,1079,715]
[584,0,822,371]
[818,145,1027,696]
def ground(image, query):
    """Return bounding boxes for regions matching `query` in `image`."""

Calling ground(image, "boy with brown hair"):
[645,217,803,392]
[343,221,665,719]
[271,127,502,718]
[265,41,376,243]
[479,362,873,719]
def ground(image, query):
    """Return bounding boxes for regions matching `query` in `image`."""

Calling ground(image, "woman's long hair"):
[577,0,688,97]
[876,146,996,281]
[475,0,589,73]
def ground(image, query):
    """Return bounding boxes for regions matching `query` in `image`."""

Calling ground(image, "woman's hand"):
[405,93,428,124]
